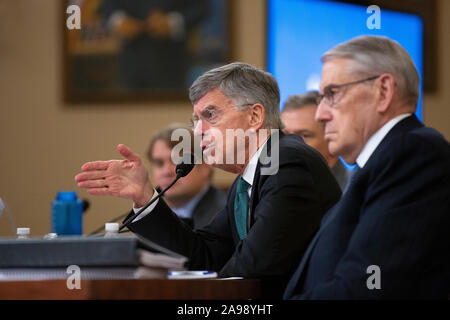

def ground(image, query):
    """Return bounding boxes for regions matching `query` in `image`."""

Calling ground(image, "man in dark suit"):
[147,123,226,229]
[284,35,450,299]
[75,62,341,298]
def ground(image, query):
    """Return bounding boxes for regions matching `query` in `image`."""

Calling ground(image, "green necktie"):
[234,177,250,240]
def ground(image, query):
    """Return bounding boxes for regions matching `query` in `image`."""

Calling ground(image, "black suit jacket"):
[284,115,450,299]
[126,132,341,297]
[180,185,227,229]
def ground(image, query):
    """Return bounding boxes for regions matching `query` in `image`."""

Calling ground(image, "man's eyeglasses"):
[190,103,254,129]
[316,75,380,107]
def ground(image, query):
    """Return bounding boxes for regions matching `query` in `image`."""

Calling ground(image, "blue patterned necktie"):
[234,177,250,240]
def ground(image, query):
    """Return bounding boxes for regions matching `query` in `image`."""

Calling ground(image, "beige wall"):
[0,0,448,237]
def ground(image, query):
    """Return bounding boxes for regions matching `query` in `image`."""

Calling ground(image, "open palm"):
[75,144,154,205]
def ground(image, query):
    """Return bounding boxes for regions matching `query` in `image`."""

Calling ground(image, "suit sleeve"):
[219,147,337,278]
[126,179,238,271]
[298,134,450,299]
[128,140,340,279]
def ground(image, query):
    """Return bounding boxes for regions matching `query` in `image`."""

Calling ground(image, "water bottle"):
[16,227,30,239]
[52,191,83,235]
[104,223,119,237]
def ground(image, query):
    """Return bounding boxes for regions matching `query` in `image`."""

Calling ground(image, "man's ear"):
[376,73,396,113]
[248,103,265,131]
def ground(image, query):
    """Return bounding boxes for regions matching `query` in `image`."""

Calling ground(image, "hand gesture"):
[75,144,154,207]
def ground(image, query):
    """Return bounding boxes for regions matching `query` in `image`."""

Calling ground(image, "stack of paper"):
[0,234,188,281]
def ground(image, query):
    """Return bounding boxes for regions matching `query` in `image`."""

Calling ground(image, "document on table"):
[167,271,218,279]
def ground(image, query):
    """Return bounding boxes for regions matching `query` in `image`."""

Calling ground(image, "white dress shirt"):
[241,139,269,198]
[356,113,412,168]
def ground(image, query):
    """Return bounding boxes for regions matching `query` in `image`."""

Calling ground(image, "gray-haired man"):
[75,62,341,298]
[284,36,450,299]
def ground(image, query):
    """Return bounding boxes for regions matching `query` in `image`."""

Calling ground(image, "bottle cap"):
[105,223,119,232]
[56,191,77,201]
[17,228,30,235]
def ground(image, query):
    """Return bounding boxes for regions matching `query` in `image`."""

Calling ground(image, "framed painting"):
[63,0,232,103]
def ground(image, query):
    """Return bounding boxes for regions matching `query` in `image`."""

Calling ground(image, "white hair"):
[322,35,420,107]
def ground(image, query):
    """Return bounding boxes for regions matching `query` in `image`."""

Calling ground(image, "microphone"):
[82,199,90,213]
[175,154,196,178]
[119,154,196,232]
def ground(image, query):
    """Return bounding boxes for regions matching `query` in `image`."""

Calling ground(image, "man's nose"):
[194,119,211,139]
[315,100,332,123]
[193,119,203,137]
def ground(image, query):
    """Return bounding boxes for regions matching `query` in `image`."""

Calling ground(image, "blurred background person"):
[147,123,226,229]
[281,91,350,190]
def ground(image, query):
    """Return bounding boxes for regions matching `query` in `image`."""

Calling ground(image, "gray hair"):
[321,35,420,107]
[189,62,284,129]
[282,91,320,113]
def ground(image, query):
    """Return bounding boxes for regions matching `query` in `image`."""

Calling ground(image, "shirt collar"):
[241,138,269,187]
[356,113,412,168]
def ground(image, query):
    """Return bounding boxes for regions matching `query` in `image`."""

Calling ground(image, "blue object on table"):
[51,191,83,235]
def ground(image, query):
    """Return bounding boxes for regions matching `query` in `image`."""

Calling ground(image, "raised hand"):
[75,144,154,207]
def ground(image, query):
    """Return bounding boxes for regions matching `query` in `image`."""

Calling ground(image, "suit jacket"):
[126,132,341,297]
[284,115,450,299]
[180,185,227,229]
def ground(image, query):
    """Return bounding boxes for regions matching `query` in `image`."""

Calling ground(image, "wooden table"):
[0,279,261,300]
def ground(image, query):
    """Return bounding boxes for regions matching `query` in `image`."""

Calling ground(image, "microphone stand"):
[88,153,195,235]
[118,172,183,232]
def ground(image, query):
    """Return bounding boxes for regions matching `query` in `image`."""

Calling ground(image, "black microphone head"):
[175,153,196,178]
[82,199,90,213]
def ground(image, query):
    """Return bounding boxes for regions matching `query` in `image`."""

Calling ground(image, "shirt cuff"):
[131,189,159,223]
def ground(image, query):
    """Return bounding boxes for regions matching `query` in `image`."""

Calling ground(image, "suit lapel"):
[247,167,259,227]
[247,131,282,227]
[364,114,422,170]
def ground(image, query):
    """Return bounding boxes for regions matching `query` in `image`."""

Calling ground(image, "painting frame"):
[62,0,235,104]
